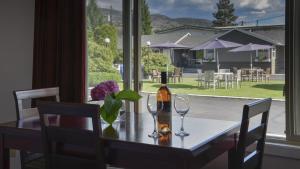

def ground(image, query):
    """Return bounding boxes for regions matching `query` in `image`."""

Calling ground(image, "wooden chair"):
[171,67,183,83]
[241,69,251,81]
[37,102,106,169]
[203,71,218,90]
[229,98,272,169]
[13,87,60,169]
[13,87,60,120]
[196,69,204,87]
[151,69,161,83]
[235,69,242,88]
[262,68,271,83]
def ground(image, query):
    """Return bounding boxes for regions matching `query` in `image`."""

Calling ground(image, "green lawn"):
[140,78,285,100]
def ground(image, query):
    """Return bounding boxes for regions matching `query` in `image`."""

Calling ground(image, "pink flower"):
[104,80,120,93]
[91,80,119,101]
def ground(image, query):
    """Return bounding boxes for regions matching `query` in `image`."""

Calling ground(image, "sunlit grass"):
[140,78,285,100]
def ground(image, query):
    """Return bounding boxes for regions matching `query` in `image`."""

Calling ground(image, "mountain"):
[151,14,212,32]
[100,8,212,32]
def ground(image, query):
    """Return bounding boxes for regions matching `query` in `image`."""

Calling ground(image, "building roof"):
[141,25,285,48]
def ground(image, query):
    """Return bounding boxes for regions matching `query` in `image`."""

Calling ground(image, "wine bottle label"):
[158,101,172,134]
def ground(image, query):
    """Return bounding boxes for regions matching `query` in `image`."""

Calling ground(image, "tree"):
[141,0,152,35]
[212,0,238,27]
[88,41,116,73]
[94,24,118,59]
[87,0,104,31]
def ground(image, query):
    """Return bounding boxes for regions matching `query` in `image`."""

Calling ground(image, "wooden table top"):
[0,113,239,153]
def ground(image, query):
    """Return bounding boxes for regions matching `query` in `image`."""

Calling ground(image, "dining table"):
[0,112,240,169]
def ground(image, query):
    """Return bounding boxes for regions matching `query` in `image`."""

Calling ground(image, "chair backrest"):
[197,69,203,80]
[236,69,242,80]
[152,69,159,76]
[37,102,106,169]
[174,67,181,76]
[204,71,215,81]
[13,87,60,120]
[266,68,271,74]
[232,67,238,74]
[235,98,272,169]
[197,69,202,74]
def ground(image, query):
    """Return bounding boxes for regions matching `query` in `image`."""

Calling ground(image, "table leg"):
[225,75,228,89]
[0,134,9,169]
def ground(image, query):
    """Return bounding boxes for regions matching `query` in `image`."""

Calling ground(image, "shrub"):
[89,72,121,87]
[88,41,117,73]
[142,47,174,74]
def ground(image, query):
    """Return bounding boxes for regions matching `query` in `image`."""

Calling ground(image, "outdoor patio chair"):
[235,69,242,88]
[171,67,183,83]
[232,67,238,74]
[204,71,218,90]
[151,69,161,83]
[241,69,251,81]
[196,69,204,87]
[262,68,271,83]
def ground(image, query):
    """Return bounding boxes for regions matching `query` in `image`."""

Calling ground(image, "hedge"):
[89,72,121,87]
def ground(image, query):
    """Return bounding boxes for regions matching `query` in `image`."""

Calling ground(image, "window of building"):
[203,49,216,62]
[255,49,271,62]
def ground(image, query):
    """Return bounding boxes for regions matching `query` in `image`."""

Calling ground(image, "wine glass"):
[147,93,163,138]
[174,94,190,137]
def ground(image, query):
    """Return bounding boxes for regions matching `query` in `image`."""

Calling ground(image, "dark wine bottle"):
[157,72,172,134]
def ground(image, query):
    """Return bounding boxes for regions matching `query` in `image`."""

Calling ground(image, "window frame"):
[285,0,300,142]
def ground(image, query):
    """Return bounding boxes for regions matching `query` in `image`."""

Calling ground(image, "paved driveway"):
[141,93,285,136]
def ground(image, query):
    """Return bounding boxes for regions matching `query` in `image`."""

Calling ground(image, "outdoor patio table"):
[0,112,239,169]
[214,72,234,89]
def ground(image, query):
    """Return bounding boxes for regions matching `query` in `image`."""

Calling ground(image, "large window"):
[86,0,137,112]
[86,0,124,100]
[139,0,286,137]
[85,0,300,142]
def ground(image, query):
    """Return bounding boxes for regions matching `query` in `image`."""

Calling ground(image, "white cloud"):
[238,0,270,10]
[251,10,266,15]
[250,10,267,17]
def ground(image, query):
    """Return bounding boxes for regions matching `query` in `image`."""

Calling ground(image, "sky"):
[97,0,285,26]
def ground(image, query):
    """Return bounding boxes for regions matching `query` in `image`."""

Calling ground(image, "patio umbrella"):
[229,43,274,70]
[191,38,242,72]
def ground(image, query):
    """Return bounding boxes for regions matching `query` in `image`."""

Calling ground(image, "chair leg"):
[228,148,236,169]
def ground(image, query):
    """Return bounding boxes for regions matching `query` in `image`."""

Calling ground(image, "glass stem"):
[153,114,158,133]
[180,115,184,132]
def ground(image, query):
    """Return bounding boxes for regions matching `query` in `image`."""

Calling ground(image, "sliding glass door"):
[86,0,141,112]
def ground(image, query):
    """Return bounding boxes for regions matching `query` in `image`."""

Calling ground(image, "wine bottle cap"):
[161,72,167,84]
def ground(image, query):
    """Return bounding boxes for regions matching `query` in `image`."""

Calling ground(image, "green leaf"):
[100,95,123,125]
[115,90,142,101]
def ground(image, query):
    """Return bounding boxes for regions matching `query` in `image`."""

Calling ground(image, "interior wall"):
[0,0,35,123]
